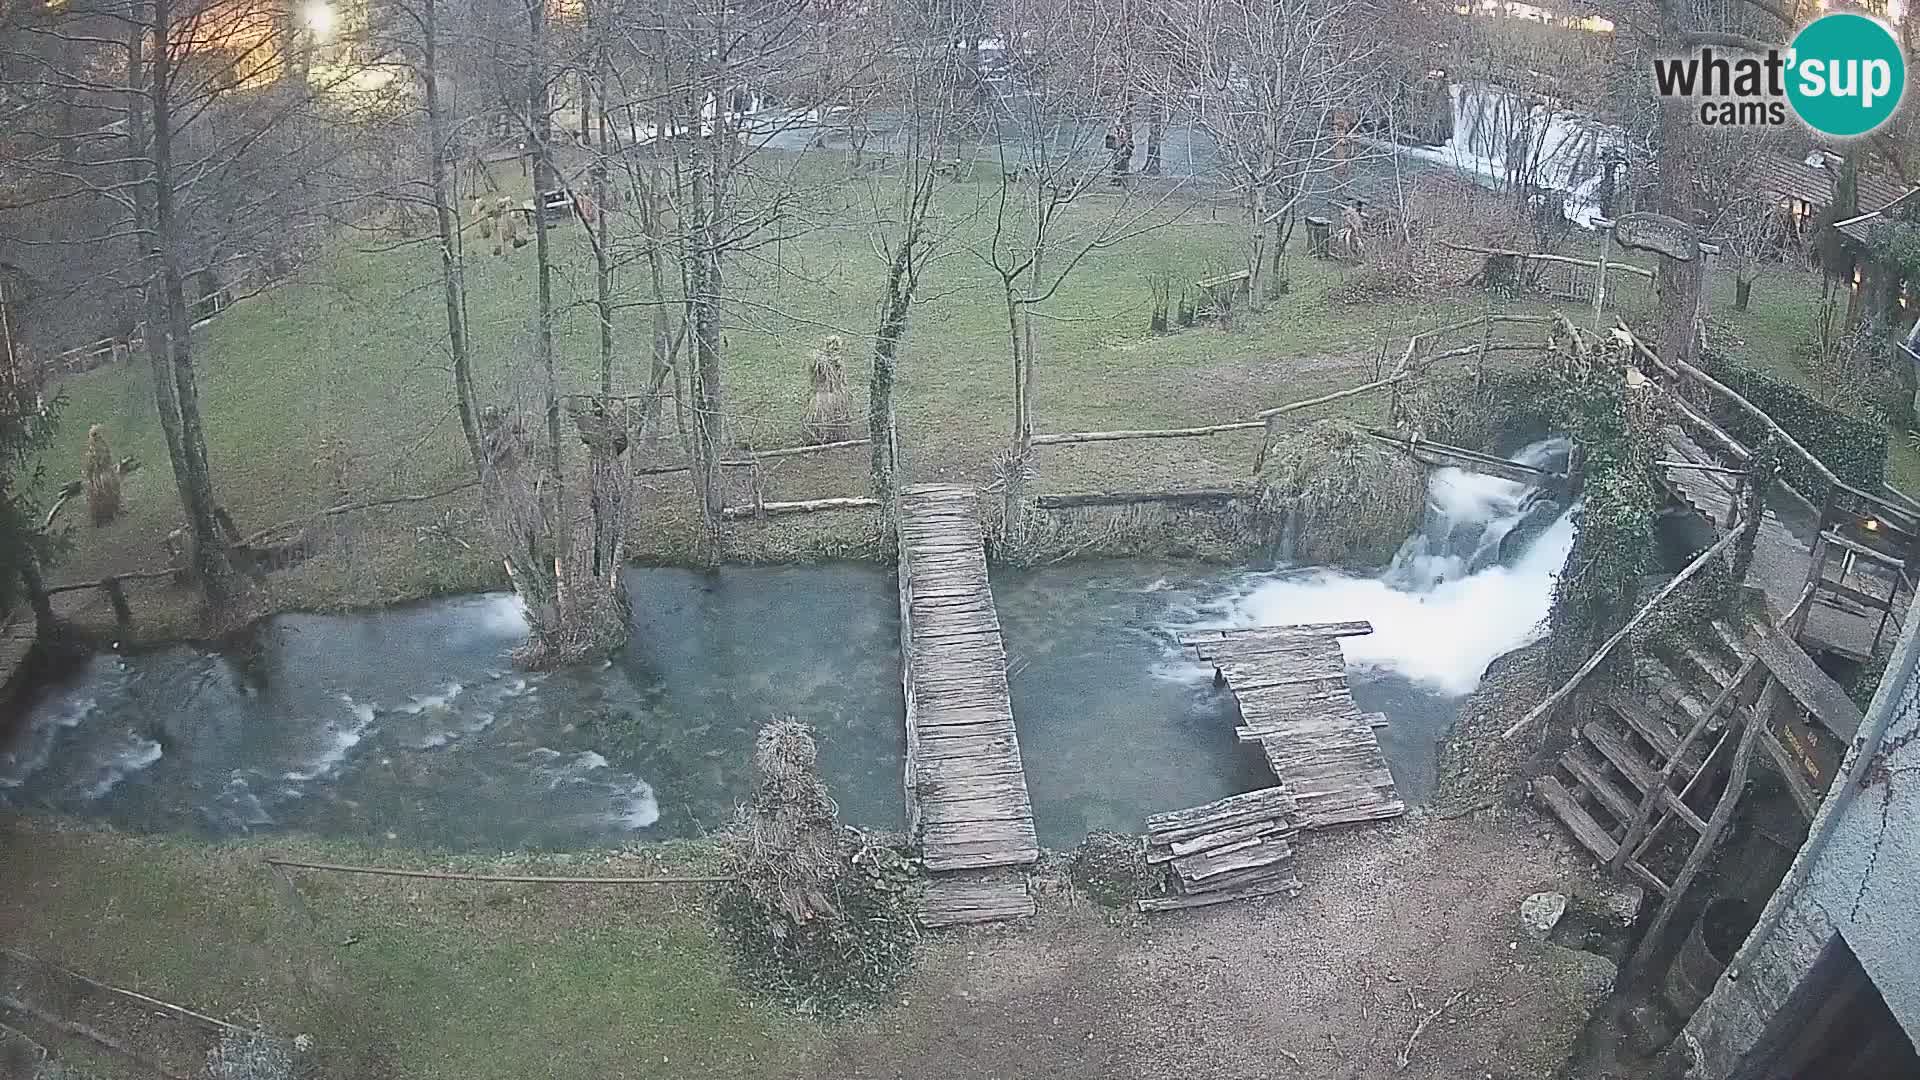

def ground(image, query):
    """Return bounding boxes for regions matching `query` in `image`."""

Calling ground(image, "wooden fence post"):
[103,577,131,627]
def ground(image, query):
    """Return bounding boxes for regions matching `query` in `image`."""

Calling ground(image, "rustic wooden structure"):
[0,607,36,704]
[1183,622,1404,829]
[896,484,1038,925]
[1140,787,1303,912]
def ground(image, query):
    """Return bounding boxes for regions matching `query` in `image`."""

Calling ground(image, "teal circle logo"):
[1786,13,1906,137]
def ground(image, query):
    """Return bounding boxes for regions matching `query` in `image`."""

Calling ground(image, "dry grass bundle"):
[1259,419,1426,567]
[83,424,121,526]
[800,335,854,445]
[730,718,844,924]
[716,719,919,1015]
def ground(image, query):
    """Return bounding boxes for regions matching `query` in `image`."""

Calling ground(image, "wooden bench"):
[1193,269,1251,314]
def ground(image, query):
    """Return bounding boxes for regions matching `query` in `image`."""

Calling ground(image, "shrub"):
[1700,351,1887,494]
[1258,419,1426,567]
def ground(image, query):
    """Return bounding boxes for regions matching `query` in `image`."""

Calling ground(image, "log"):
[0,993,187,1079]
[1503,525,1744,739]
[1145,786,1298,845]
[0,948,247,1035]
[264,858,731,884]
[1443,241,1655,278]
[1362,429,1564,487]
[719,497,882,520]
[1032,487,1245,508]
[1027,421,1266,446]
[636,438,870,475]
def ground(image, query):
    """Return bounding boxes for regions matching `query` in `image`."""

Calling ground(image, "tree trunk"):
[1144,104,1164,176]
[870,244,913,499]
[1652,1,1703,365]
[1246,185,1269,312]
[423,0,483,476]
[528,0,564,557]
[141,0,234,608]
[686,86,726,544]
[590,13,614,396]
[1734,275,1752,312]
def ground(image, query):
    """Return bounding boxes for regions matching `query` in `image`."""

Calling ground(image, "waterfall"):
[1387,82,1623,229]
[1217,437,1577,696]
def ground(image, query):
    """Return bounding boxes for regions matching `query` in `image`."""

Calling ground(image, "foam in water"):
[0,692,98,788]
[1218,438,1576,697]
[76,735,164,799]
[283,695,378,782]
[399,681,465,715]
[526,747,661,830]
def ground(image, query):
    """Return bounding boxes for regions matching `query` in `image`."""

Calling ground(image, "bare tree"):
[1155,0,1381,307]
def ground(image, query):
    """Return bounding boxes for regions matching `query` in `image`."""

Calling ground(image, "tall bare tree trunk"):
[1144,103,1164,176]
[528,0,564,535]
[870,243,912,499]
[589,3,615,396]
[686,76,727,543]
[1652,0,1703,365]
[141,0,234,607]
[423,0,483,474]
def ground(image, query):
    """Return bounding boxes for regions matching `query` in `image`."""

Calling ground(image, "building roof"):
[1744,151,1911,221]
[1746,153,1836,207]
[1834,187,1920,246]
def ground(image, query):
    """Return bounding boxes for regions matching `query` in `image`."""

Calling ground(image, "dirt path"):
[801,811,1614,1080]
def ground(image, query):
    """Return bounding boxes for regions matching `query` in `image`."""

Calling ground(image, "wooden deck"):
[1660,426,1907,660]
[1180,623,1406,829]
[896,484,1039,878]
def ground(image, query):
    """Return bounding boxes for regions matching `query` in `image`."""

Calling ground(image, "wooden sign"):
[1614,212,1696,262]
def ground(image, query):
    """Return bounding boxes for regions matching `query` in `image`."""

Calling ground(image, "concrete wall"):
[1682,604,1920,1077]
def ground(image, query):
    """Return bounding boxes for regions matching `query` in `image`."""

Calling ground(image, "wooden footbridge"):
[1137,622,1407,912]
[895,484,1039,927]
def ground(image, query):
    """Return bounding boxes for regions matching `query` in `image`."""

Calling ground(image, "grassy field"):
[30,160,1908,635]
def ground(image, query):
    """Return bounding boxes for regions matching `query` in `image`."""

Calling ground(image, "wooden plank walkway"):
[896,484,1039,876]
[1659,426,1906,660]
[1180,623,1405,830]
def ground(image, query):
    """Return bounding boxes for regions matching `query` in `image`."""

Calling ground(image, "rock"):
[1598,882,1645,927]
[1521,891,1568,938]
[293,1034,315,1053]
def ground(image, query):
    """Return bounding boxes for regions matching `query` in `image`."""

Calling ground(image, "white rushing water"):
[1218,438,1577,697]
[1383,82,1624,229]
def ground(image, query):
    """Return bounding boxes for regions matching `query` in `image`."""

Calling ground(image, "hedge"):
[1700,351,1887,495]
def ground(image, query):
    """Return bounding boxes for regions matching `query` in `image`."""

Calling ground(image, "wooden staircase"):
[1535,618,1759,900]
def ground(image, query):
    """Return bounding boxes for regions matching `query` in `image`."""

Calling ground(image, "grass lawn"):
[30,157,1901,635]
[0,824,802,1078]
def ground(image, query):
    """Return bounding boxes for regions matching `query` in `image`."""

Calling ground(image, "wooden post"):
[1592,218,1614,330]
[103,576,131,626]
[19,563,52,630]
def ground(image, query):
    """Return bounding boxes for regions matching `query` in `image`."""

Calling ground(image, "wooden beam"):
[1505,526,1745,739]
[636,438,870,476]
[718,497,881,520]
[1442,241,1656,278]
[1363,429,1564,487]
[1611,651,1761,875]
[1750,624,1864,740]
[1032,487,1245,508]
[1027,421,1265,446]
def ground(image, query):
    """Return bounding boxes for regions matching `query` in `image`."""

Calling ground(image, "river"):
[1,441,1574,852]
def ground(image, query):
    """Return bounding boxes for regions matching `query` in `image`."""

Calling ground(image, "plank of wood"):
[1750,624,1864,741]
[918,878,1035,928]
[1560,747,1637,825]
[1147,819,1292,863]
[1584,720,1659,792]
[1759,726,1821,820]
[1535,774,1621,863]
[1136,872,1301,913]
[1605,692,1684,761]
[1172,835,1294,884]
[1145,787,1298,845]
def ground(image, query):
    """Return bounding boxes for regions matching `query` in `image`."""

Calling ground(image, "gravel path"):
[801,810,1616,1080]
